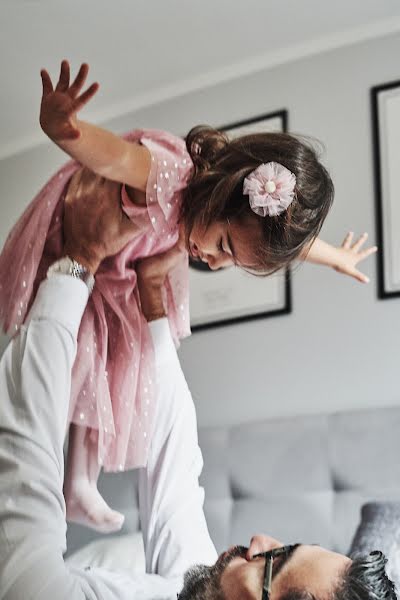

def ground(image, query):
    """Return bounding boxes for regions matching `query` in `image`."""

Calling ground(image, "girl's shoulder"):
[125,127,193,190]
[121,129,192,237]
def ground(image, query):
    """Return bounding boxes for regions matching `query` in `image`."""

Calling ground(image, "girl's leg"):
[64,424,125,533]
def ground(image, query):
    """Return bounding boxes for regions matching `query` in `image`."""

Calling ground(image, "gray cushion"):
[228,492,333,550]
[229,415,331,496]
[330,408,400,490]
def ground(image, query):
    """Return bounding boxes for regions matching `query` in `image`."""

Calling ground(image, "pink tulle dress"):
[0,129,192,472]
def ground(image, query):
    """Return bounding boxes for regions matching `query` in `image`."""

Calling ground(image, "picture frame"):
[189,110,292,331]
[371,80,400,299]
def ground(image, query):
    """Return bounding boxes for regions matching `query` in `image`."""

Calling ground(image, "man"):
[0,171,396,600]
[178,538,396,600]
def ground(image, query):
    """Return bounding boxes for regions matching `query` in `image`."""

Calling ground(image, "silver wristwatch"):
[47,256,95,294]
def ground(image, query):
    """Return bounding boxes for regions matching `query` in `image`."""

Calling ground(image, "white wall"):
[1,33,399,427]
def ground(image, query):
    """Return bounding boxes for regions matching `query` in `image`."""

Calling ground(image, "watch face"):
[47,257,94,293]
[48,257,71,275]
[60,257,74,272]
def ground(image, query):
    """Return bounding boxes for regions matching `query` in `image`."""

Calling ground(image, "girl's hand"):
[333,232,377,283]
[40,60,99,142]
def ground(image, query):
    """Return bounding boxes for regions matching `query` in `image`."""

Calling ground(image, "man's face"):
[180,534,351,600]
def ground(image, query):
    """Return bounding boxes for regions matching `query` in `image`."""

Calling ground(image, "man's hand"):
[64,168,138,274]
[136,242,186,322]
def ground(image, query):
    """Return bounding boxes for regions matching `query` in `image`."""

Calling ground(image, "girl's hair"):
[181,125,334,274]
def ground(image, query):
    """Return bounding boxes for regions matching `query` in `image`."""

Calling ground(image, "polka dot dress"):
[0,129,192,471]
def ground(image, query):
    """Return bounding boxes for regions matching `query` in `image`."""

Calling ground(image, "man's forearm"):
[137,279,167,322]
[137,272,217,578]
[136,243,186,323]
[0,277,139,598]
[0,277,86,597]
[140,320,217,579]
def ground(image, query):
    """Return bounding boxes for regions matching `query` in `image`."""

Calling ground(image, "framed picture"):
[189,110,292,331]
[371,80,400,299]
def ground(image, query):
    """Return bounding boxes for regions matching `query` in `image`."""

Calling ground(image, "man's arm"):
[0,176,146,599]
[0,276,152,599]
[137,257,217,581]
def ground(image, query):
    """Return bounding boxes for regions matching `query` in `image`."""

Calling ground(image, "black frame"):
[190,109,292,332]
[254,544,300,600]
[220,109,288,137]
[371,79,400,299]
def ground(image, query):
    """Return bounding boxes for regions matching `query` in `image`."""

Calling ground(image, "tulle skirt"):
[0,159,190,471]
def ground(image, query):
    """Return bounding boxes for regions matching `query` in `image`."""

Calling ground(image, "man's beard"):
[178,546,248,600]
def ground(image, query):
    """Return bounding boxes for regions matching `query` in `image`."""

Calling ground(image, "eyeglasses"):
[253,544,301,600]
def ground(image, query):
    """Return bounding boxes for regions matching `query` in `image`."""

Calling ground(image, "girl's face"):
[187,218,261,270]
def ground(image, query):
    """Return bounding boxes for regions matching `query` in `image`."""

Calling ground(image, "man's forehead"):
[272,545,350,599]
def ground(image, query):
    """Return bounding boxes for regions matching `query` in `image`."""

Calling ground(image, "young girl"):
[0,61,376,533]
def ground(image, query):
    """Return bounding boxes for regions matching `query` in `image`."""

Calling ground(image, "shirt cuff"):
[26,275,89,339]
[149,318,176,366]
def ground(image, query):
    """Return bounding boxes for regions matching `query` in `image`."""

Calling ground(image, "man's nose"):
[246,535,283,560]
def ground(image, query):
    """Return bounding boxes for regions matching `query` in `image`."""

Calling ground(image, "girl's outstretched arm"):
[300,233,378,283]
[40,60,151,191]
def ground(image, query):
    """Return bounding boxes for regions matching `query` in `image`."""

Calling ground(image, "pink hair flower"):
[243,162,296,217]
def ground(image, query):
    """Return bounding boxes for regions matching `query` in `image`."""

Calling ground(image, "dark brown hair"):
[181,125,334,274]
[281,551,397,600]
[336,551,397,600]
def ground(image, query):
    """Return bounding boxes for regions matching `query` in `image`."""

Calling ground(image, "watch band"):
[47,256,95,294]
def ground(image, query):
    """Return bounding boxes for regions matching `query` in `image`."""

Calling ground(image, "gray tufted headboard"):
[66,405,400,557]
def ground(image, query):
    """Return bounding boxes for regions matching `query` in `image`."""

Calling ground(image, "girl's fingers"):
[40,69,53,95]
[55,60,70,92]
[352,232,368,252]
[352,268,370,284]
[342,231,353,249]
[359,246,378,261]
[73,82,100,111]
[69,63,89,97]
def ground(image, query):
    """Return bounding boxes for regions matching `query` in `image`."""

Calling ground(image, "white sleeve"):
[0,276,136,600]
[139,319,218,582]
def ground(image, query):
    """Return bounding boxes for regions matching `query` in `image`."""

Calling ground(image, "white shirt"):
[0,275,217,600]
